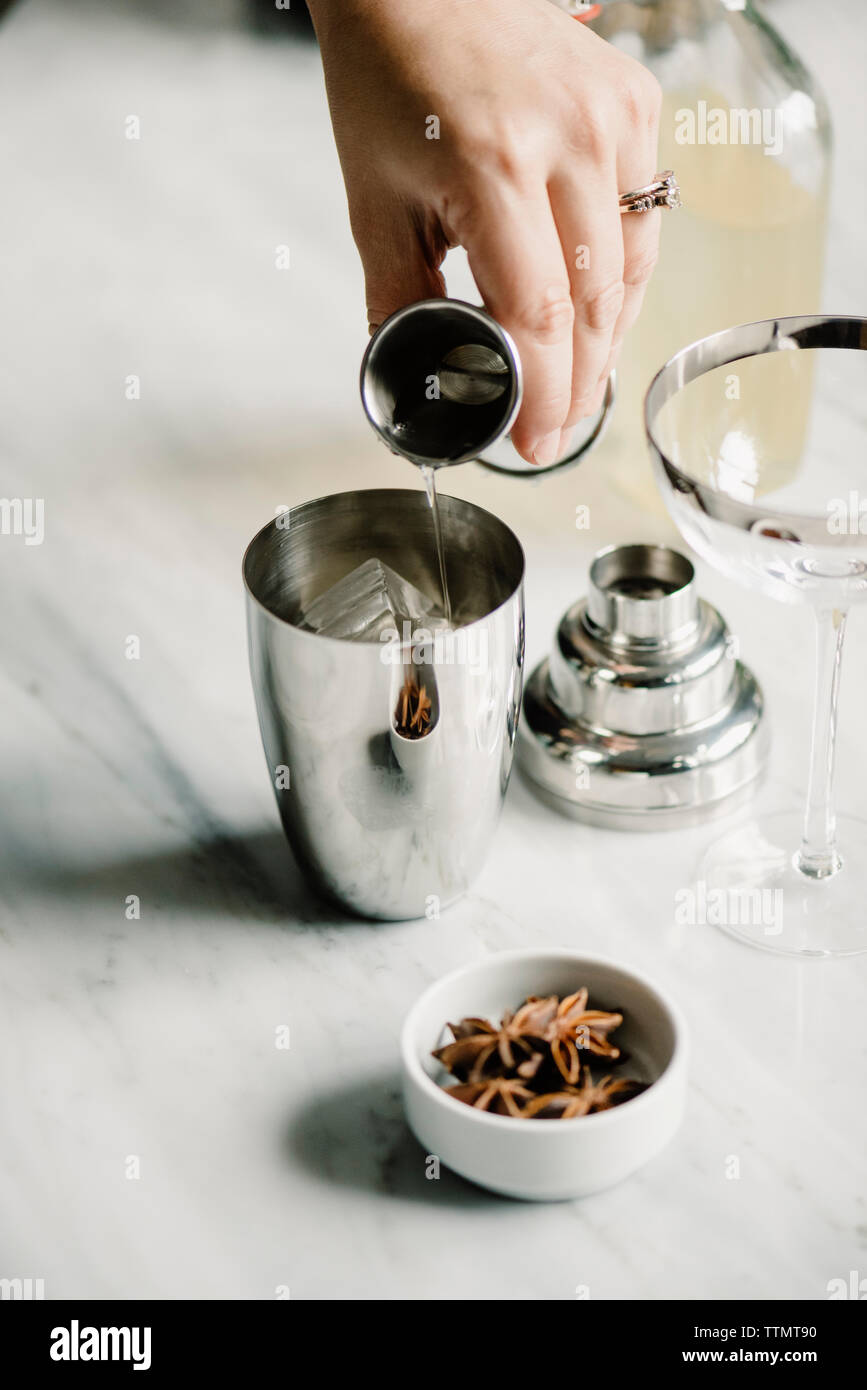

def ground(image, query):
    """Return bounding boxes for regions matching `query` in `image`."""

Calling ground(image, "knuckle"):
[439,190,481,244]
[456,121,533,188]
[621,62,663,130]
[620,86,644,132]
[514,285,575,343]
[570,106,610,163]
[578,279,625,332]
[544,382,573,419]
[641,69,664,124]
[623,246,659,288]
[488,133,531,188]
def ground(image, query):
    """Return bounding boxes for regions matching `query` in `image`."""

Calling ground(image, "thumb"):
[350,196,446,333]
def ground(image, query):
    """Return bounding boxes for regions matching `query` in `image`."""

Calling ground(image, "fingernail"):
[558,426,574,460]
[533,430,561,467]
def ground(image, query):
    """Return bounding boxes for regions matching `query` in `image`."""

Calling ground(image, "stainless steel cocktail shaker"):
[244,489,525,920]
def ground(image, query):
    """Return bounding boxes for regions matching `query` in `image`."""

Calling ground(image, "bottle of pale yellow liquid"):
[577,0,832,509]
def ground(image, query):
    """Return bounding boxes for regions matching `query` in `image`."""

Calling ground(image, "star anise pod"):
[547,989,623,1085]
[395,676,432,739]
[590,1074,646,1108]
[521,1073,646,1120]
[434,996,557,1082]
[446,1077,537,1117]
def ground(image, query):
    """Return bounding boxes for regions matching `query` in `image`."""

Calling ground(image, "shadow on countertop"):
[19,826,383,932]
[285,1071,502,1209]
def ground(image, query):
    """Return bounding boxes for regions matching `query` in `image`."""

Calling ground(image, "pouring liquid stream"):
[419,465,452,626]
[415,341,512,627]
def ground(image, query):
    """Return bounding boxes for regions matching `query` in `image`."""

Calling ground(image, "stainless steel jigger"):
[517,544,768,828]
[361,299,523,468]
[361,298,614,473]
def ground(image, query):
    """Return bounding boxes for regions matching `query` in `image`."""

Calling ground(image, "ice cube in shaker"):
[299,557,442,640]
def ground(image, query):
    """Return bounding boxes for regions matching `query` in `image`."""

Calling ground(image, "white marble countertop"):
[1,0,866,1299]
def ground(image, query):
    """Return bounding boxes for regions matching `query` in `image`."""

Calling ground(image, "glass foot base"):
[698,810,867,958]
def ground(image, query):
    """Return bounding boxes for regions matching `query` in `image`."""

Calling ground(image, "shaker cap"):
[517,543,768,828]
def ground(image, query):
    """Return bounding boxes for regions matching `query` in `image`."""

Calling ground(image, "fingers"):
[615,203,660,338]
[584,208,659,411]
[352,198,446,333]
[549,167,624,433]
[599,74,663,388]
[601,141,662,388]
[455,180,574,465]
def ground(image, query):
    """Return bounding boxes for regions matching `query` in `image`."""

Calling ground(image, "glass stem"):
[796,606,847,880]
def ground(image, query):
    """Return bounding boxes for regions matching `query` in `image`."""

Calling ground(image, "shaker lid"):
[517,544,768,829]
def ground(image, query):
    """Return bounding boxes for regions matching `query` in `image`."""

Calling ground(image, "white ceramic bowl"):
[401,949,688,1201]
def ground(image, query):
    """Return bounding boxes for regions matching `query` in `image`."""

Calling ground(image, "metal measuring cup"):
[360,298,614,474]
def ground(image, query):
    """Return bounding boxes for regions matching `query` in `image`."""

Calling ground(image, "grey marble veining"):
[0,0,865,1300]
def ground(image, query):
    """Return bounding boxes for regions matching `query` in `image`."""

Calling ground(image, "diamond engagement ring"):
[619,170,682,214]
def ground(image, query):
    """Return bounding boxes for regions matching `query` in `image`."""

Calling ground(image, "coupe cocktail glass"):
[646,315,867,957]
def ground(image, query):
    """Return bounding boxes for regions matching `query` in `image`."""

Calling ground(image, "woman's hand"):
[308,0,662,465]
